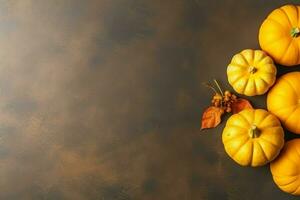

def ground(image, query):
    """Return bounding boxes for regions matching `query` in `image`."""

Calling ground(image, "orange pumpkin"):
[267,72,300,134]
[222,109,284,167]
[270,139,300,195]
[227,49,277,96]
[259,4,300,66]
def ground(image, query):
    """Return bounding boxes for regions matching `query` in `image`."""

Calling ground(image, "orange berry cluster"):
[211,90,237,113]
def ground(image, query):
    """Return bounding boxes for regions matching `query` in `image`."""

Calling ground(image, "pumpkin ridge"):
[227,70,246,77]
[242,77,250,95]
[256,63,274,72]
[227,65,246,78]
[279,7,293,28]
[275,175,299,187]
[266,17,287,31]
[259,136,281,149]
[279,38,293,62]
[260,124,282,131]
[249,141,254,166]
[272,105,297,117]
[240,52,251,66]
[291,5,300,27]
[282,76,300,97]
[285,151,300,167]
[230,138,250,158]
[296,39,300,64]
[238,110,254,125]
[224,124,247,131]
[254,110,270,124]
[286,5,300,28]
[256,114,272,127]
[291,41,300,64]
[223,132,248,144]
[228,63,248,69]
[232,54,248,66]
[263,37,288,53]
[252,78,258,95]
[298,7,300,27]
[229,73,246,86]
[259,123,281,131]
[227,66,247,76]
[254,50,264,64]
[256,140,269,161]
[260,56,274,65]
[235,113,251,127]
[294,143,300,161]
[256,77,268,90]
[296,5,299,22]
[291,177,300,195]
[241,49,254,64]
[296,6,299,29]
[295,39,300,63]
[260,72,275,86]
[283,106,298,124]
[292,183,300,195]
[259,73,273,85]
[273,174,299,179]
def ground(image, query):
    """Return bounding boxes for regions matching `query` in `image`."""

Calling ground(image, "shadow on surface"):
[284,128,300,141]
[276,64,300,77]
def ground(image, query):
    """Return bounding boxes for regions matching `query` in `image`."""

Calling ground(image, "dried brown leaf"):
[201,106,223,129]
[231,98,253,114]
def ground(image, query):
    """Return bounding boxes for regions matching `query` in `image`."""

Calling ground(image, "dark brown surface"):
[1,0,300,199]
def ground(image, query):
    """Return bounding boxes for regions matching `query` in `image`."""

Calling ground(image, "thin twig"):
[202,82,218,94]
[213,79,223,96]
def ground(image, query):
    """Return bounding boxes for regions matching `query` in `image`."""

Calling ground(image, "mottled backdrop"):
[0,0,299,199]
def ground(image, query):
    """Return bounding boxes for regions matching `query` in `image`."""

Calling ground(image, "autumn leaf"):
[231,98,253,114]
[201,106,224,130]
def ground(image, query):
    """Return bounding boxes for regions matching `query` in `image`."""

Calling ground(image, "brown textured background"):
[1,0,300,199]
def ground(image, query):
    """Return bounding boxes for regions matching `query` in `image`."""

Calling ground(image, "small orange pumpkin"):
[222,109,284,167]
[270,139,300,195]
[267,72,300,134]
[227,49,277,96]
[259,4,300,66]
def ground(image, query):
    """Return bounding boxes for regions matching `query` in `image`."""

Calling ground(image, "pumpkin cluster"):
[222,4,300,196]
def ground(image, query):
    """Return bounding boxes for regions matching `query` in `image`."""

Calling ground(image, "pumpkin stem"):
[248,66,257,74]
[249,125,260,138]
[291,27,300,37]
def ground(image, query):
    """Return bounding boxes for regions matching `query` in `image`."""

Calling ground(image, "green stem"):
[213,79,224,96]
[248,66,257,74]
[291,27,300,37]
[249,125,260,138]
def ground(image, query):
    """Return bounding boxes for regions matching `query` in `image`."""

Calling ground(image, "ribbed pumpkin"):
[270,139,300,195]
[267,72,300,134]
[227,49,276,96]
[222,109,284,167]
[259,4,300,66]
